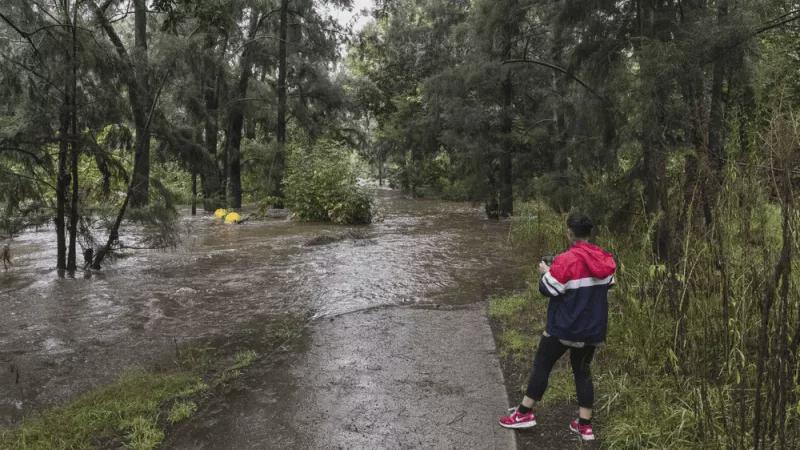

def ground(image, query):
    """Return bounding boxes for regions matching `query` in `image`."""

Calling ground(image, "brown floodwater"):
[0,189,528,427]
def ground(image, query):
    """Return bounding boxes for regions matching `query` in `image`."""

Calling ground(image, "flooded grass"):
[0,372,204,450]
[0,316,306,449]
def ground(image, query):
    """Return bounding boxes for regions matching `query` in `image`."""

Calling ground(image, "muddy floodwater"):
[0,189,527,428]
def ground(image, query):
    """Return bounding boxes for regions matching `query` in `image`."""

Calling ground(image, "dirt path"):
[165,304,516,449]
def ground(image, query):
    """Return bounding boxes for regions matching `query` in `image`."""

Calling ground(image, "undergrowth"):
[492,165,800,449]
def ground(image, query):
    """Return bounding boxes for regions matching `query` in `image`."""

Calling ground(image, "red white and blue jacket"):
[539,241,617,344]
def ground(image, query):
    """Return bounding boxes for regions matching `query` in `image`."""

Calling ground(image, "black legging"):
[526,334,596,408]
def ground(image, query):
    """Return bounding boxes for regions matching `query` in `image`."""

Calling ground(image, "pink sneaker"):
[569,418,595,441]
[499,408,537,429]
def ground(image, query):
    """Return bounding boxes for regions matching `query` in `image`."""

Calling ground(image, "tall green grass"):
[495,171,799,449]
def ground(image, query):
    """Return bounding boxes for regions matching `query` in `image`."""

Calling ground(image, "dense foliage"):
[285,140,373,224]
[0,0,358,271]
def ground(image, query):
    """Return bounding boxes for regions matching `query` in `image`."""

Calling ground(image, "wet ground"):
[165,305,515,449]
[1,189,533,447]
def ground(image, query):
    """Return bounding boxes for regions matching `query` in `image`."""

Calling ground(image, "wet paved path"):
[167,305,516,449]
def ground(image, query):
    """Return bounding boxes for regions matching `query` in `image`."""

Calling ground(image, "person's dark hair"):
[567,212,593,238]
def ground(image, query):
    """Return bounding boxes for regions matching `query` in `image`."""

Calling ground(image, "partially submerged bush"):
[284,140,373,224]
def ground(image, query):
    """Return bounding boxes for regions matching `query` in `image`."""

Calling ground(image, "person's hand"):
[538,261,549,274]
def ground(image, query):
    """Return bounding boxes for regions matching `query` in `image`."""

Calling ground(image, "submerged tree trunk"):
[191,169,197,216]
[272,0,289,202]
[91,191,129,270]
[56,98,68,273]
[67,2,79,272]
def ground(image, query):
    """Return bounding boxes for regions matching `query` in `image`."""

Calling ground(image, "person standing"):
[498,213,616,441]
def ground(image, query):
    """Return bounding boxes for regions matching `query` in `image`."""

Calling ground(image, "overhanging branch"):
[502,59,607,103]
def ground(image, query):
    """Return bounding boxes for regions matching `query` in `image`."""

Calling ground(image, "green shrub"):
[284,140,373,224]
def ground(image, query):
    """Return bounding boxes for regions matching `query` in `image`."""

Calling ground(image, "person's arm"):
[538,260,567,297]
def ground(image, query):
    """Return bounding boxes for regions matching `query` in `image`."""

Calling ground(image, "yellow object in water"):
[214,208,228,219]
[224,212,242,224]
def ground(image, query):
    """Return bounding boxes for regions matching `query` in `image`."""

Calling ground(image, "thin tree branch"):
[145,69,170,132]
[0,53,65,95]
[0,147,46,164]
[502,58,607,102]
[0,11,42,56]
[0,167,56,191]
[753,10,800,35]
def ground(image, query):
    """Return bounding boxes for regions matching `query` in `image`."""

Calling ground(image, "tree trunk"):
[56,93,68,273]
[217,40,229,199]
[496,1,519,218]
[549,0,568,174]
[272,0,289,201]
[91,191,129,270]
[378,154,384,187]
[202,34,223,211]
[226,12,260,209]
[643,84,670,260]
[191,169,197,216]
[704,0,729,227]
[636,0,674,262]
[485,166,499,219]
[129,0,151,207]
[499,74,514,217]
[91,0,151,207]
[67,1,79,272]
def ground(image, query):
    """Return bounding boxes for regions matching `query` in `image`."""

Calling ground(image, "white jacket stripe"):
[563,275,614,290]
[543,272,566,294]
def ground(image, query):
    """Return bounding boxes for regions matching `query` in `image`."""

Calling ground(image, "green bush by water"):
[284,140,373,224]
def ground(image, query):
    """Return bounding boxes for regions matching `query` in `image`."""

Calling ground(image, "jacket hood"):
[571,241,617,278]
